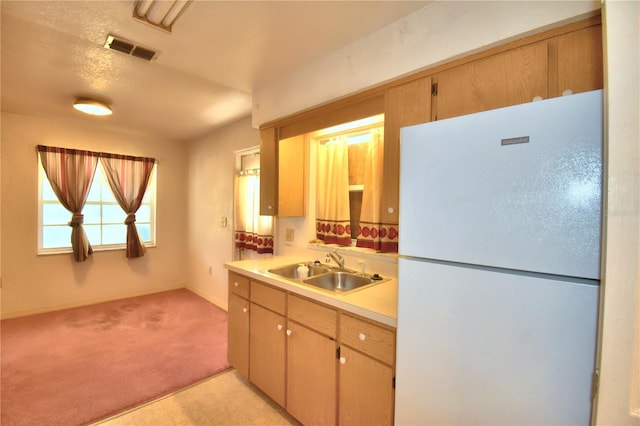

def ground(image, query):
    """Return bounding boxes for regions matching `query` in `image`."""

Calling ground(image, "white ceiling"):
[1,0,428,142]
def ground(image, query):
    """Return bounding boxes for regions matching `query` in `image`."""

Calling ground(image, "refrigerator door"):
[399,90,602,279]
[394,257,598,425]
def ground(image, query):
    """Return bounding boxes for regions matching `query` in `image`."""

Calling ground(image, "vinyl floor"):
[93,369,299,426]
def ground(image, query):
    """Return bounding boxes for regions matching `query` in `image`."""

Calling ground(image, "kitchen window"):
[38,159,157,254]
[313,114,384,247]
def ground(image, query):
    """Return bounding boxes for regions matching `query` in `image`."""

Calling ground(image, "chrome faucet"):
[327,251,345,269]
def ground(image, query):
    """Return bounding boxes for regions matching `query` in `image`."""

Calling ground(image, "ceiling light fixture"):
[133,0,192,33]
[73,99,113,116]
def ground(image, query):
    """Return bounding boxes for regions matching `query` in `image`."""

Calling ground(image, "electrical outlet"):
[220,216,227,227]
[285,228,294,242]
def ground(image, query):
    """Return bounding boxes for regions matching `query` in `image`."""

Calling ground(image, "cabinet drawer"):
[229,271,250,299]
[288,295,337,339]
[251,281,286,315]
[339,314,395,366]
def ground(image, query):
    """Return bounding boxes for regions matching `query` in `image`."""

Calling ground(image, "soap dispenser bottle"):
[296,264,309,279]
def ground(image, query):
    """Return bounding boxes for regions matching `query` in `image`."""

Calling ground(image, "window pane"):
[142,186,151,202]
[42,204,70,225]
[41,179,59,201]
[83,204,101,225]
[42,226,71,248]
[39,158,156,253]
[101,181,117,203]
[103,204,125,224]
[136,205,150,222]
[86,182,101,202]
[102,224,126,245]
[84,224,102,245]
[136,224,151,242]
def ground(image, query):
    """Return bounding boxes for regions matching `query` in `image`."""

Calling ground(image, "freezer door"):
[399,90,602,279]
[394,258,598,425]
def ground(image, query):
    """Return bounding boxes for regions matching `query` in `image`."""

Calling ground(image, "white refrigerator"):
[395,90,602,425]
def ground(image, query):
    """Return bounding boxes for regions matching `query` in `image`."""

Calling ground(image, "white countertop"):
[224,256,398,327]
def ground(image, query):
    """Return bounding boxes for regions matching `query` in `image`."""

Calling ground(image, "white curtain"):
[316,136,351,245]
[356,130,397,251]
[234,173,274,254]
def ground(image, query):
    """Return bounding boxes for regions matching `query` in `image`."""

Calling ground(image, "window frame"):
[37,157,157,255]
[311,114,384,247]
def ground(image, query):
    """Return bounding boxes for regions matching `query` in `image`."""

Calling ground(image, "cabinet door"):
[382,77,432,230]
[260,126,278,215]
[277,135,305,217]
[227,293,250,378]
[249,303,286,406]
[555,25,603,97]
[338,346,394,426]
[434,42,548,121]
[286,321,337,425]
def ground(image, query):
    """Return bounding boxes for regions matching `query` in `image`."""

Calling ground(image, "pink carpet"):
[1,288,231,426]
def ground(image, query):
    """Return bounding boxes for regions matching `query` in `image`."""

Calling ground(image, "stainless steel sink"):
[267,262,388,294]
[267,263,331,280]
[303,271,386,294]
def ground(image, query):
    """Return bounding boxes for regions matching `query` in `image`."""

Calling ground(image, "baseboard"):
[1,285,185,320]
[186,286,227,311]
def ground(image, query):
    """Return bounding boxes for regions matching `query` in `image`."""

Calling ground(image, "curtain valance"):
[37,145,157,164]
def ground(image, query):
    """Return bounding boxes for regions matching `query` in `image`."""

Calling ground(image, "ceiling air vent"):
[104,35,158,62]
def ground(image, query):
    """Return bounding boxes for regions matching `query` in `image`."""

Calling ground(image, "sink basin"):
[303,272,384,293]
[268,263,331,280]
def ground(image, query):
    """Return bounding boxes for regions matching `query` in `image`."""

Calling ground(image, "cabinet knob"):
[358,332,366,341]
[234,282,239,287]
[340,356,346,365]
[267,204,273,210]
[286,329,292,336]
[387,207,394,214]
[277,324,283,331]
[242,307,248,313]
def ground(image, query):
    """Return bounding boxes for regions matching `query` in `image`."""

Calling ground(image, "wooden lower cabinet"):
[286,320,337,425]
[227,292,250,378]
[249,303,286,406]
[338,346,394,426]
[227,273,396,425]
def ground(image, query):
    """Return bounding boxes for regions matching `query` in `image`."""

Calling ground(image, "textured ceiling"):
[1,1,428,142]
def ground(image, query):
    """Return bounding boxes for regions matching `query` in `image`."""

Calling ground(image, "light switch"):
[285,228,294,242]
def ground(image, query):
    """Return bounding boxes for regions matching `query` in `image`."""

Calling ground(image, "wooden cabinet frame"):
[258,15,602,221]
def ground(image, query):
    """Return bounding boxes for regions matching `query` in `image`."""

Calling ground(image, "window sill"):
[37,243,156,256]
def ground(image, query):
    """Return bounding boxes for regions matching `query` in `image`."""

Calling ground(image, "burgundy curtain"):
[37,145,99,262]
[100,153,156,258]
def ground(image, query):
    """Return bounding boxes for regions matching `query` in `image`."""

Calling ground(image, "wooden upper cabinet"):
[553,25,603,97]
[259,128,305,217]
[258,17,602,225]
[277,135,305,217]
[433,42,549,121]
[382,76,432,225]
[259,127,278,216]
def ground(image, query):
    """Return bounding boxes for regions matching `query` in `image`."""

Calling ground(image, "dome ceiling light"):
[73,99,113,116]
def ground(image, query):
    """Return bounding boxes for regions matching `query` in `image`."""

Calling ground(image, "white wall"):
[0,112,188,318]
[596,1,640,423]
[186,116,261,309]
[252,0,600,127]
